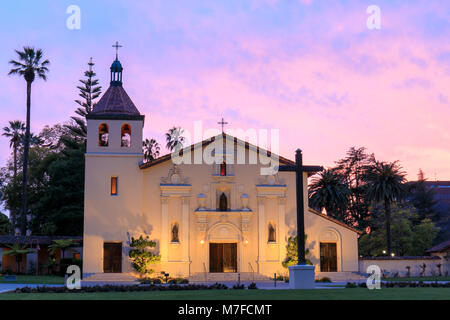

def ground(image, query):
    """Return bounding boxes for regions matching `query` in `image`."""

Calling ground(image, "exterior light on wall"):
[200,239,205,245]
[382,250,386,254]
[245,239,249,245]
[391,253,395,257]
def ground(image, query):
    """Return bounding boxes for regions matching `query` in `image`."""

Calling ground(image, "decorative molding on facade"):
[257,196,265,205]
[161,165,190,185]
[195,213,208,232]
[160,184,192,197]
[161,196,169,205]
[256,185,287,197]
[240,193,250,211]
[241,212,251,232]
[211,175,235,183]
[182,196,190,206]
[258,173,284,186]
[194,209,253,216]
[197,193,207,210]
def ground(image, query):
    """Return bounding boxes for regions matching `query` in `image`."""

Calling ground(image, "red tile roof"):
[91,85,141,115]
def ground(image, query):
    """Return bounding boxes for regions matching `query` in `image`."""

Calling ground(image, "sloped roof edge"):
[308,208,362,235]
[139,133,323,175]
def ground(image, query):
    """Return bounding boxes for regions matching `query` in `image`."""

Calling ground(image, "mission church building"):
[82,52,361,281]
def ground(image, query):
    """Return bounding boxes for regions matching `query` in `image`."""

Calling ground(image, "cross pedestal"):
[288,265,315,289]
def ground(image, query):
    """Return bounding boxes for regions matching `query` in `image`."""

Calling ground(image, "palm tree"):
[362,161,406,254]
[165,127,185,152]
[8,47,49,235]
[1,243,35,274]
[309,169,351,221]
[143,138,161,162]
[2,120,25,180]
[2,120,25,230]
[48,239,77,260]
[21,132,43,147]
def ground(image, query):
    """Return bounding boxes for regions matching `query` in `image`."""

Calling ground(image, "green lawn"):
[0,288,449,300]
[0,275,65,284]
[383,276,450,282]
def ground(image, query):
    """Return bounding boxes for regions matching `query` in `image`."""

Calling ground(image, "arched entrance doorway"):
[207,222,241,273]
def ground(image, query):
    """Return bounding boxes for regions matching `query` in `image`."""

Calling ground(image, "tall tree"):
[2,120,25,231]
[2,120,25,179]
[8,47,49,235]
[165,127,185,152]
[362,161,407,254]
[143,138,161,162]
[0,213,10,235]
[66,58,102,140]
[308,169,351,222]
[335,147,375,228]
[407,170,437,223]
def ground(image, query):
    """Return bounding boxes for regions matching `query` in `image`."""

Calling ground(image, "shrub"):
[232,283,245,290]
[248,282,258,289]
[13,282,231,293]
[316,277,332,283]
[128,235,161,276]
[345,282,357,288]
[209,283,228,290]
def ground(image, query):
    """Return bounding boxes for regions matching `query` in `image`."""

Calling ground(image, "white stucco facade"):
[82,118,360,280]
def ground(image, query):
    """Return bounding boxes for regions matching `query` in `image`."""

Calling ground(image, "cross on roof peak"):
[217,117,228,133]
[112,41,122,60]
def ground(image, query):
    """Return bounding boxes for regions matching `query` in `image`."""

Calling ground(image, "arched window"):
[220,161,227,176]
[268,223,276,242]
[171,223,179,242]
[121,124,131,147]
[98,123,109,147]
[219,192,228,211]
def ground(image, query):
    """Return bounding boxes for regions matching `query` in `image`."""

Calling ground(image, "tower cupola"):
[110,41,123,86]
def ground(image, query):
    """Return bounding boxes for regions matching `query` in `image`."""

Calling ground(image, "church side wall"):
[83,154,143,276]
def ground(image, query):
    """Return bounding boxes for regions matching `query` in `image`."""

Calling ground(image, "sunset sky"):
[0,1,449,180]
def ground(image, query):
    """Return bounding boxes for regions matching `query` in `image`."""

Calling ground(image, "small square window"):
[111,177,118,195]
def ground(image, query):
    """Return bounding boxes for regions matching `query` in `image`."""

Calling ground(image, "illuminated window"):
[111,177,118,195]
[268,223,276,242]
[73,252,81,260]
[220,161,226,176]
[98,123,109,147]
[121,124,131,147]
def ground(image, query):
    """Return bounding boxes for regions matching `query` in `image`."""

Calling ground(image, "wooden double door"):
[104,242,122,273]
[209,243,237,273]
[320,243,337,272]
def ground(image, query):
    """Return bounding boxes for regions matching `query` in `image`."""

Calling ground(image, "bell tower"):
[83,43,145,276]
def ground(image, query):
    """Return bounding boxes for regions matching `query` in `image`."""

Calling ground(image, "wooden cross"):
[278,149,308,265]
[217,117,228,133]
[112,41,122,59]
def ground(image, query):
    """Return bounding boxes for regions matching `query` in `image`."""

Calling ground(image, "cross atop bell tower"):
[112,41,122,60]
[110,41,123,86]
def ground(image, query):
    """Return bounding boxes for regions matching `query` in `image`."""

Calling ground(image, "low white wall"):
[359,257,449,277]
